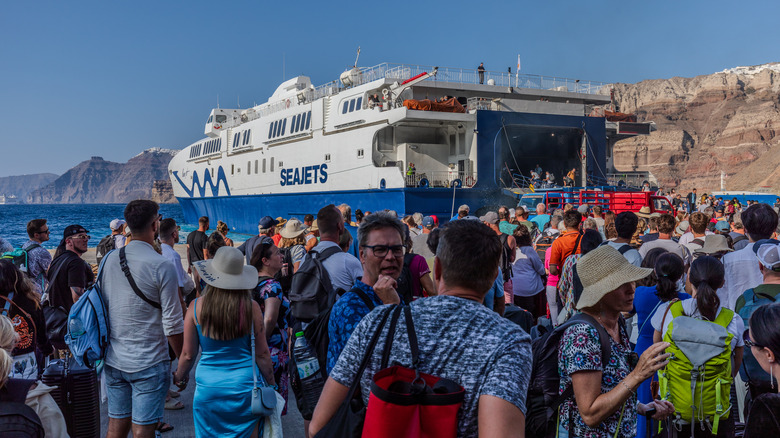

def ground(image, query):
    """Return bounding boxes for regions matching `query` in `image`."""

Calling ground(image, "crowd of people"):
[1,193,780,437]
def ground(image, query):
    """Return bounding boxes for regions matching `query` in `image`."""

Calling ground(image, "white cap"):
[110,218,126,230]
[757,243,780,272]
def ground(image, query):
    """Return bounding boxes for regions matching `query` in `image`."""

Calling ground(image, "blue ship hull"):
[178,186,501,234]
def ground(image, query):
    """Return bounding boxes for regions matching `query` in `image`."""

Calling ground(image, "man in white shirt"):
[682,212,710,253]
[638,213,691,262]
[310,205,363,292]
[159,218,194,310]
[604,212,642,266]
[719,203,779,309]
[102,200,184,438]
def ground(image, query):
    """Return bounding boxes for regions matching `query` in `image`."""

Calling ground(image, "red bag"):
[362,306,465,438]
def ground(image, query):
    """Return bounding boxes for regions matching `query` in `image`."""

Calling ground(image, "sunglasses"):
[36,229,50,235]
[71,234,91,241]
[743,329,763,349]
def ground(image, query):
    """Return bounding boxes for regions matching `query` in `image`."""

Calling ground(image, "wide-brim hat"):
[308,220,319,232]
[576,245,652,310]
[280,218,305,239]
[636,206,653,218]
[694,234,733,255]
[192,246,258,290]
[275,217,287,227]
[675,220,689,235]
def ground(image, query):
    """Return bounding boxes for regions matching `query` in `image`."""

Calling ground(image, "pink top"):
[544,246,559,287]
[410,254,432,297]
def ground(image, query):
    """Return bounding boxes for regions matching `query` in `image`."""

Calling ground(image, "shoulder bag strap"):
[0,292,37,336]
[251,319,259,390]
[352,287,376,311]
[402,305,421,369]
[119,247,161,309]
[380,306,404,368]
[639,300,665,335]
[343,306,395,402]
[660,298,680,331]
[43,255,69,299]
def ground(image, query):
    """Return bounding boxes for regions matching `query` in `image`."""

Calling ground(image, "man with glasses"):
[326,211,404,373]
[47,224,94,313]
[21,219,53,293]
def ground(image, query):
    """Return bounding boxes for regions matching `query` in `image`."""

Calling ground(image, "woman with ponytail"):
[633,252,691,434]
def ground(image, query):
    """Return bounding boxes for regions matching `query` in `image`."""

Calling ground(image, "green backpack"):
[657,300,734,435]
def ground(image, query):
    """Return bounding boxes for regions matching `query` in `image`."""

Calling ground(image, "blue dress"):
[633,286,691,437]
[193,298,263,437]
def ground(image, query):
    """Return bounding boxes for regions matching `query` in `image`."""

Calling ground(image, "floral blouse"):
[253,278,290,353]
[558,322,637,438]
[557,254,581,322]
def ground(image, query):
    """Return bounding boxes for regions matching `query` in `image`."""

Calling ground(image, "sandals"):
[164,398,184,410]
[156,422,174,433]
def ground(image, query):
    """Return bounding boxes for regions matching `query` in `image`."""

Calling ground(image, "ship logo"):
[172,166,231,198]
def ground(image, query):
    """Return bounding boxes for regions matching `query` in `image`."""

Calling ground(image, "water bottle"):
[293,331,325,413]
[69,317,85,338]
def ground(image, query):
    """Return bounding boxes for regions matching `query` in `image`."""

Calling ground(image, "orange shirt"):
[549,231,582,267]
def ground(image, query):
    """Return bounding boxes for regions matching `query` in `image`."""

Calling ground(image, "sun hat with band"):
[576,245,653,310]
[280,218,306,239]
[193,246,258,290]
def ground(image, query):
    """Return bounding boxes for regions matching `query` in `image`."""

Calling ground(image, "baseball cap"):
[110,218,126,230]
[63,224,88,239]
[756,242,780,272]
[479,211,499,224]
[422,216,434,228]
[258,216,278,230]
[577,204,589,215]
[462,215,482,222]
[753,239,780,255]
[714,220,730,232]
[715,205,725,213]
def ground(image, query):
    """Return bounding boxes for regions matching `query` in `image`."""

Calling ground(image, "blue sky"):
[2,0,778,177]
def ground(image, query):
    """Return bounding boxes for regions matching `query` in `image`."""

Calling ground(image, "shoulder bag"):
[119,247,161,309]
[250,325,278,417]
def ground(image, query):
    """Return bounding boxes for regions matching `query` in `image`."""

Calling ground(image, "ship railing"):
[604,172,655,190]
[249,62,612,122]
[466,97,496,111]
[404,171,477,188]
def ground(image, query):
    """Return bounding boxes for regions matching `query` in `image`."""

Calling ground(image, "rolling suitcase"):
[41,357,100,438]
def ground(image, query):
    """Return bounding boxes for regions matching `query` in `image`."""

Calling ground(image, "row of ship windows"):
[189,138,222,159]
[342,97,363,114]
[228,150,365,175]
[233,129,252,148]
[269,111,312,139]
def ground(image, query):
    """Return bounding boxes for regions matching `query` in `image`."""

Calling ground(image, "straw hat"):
[308,219,319,233]
[275,217,287,227]
[280,218,306,239]
[635,206,660,219]
[192,246,258,290]
[576,245,652,310]
[693,234,733,255]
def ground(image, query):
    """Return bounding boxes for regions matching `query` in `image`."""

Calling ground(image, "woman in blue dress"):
[175,246,277,438]
[250,239,292,414]
[633,251,690,436]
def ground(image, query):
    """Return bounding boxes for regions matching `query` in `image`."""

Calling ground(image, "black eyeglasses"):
[744,329,763,349]
[36,229,50,235]
[362,244,405,258]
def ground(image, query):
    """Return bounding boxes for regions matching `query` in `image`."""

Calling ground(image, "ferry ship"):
[0,194,20,205]
[168,62,653,234]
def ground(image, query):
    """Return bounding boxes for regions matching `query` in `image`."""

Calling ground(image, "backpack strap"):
[119,247,161,309]
[660,298,681,333]
[617,244,632,255]
[713,307,734,329]
[733,235,748,244]
[351,287,376,312]
[315,245,342,262]
[380,305,404,368]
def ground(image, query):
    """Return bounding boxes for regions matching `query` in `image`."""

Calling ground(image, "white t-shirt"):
[650,298,745,350]
[604,241,642,267]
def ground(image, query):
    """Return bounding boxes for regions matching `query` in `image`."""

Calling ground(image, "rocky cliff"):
[611,63,780,192]
[150,179,176,204]
[0,173,59,200]
[28,149,178,204]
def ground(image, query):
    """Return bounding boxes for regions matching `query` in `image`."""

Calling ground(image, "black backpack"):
[0,379,44,438]
[95,235,115,265]
[597,241,633,255]
[288,246,343,322]
[499,234,513,283]
[524,313,617,438]
[273,247,295,293]
[732,235,748,245]
[393,253,416,304]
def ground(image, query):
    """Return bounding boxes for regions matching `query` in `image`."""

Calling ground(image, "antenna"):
[217,94,220,109]
[354,46,361,68]
[283,53,286,81]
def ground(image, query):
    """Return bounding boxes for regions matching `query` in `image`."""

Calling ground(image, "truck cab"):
[521,188,672,218]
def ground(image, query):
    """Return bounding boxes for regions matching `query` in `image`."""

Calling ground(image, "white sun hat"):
[193,246,258,290]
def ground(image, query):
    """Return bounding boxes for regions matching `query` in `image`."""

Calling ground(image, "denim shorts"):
[104,361,170,425]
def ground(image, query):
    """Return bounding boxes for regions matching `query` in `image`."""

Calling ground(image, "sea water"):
[0,204,248,249]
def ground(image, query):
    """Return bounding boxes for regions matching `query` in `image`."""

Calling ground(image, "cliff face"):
[610,64,780,192]
[29,149,177,203]
[150,179,176,204]
[0,173,58,200]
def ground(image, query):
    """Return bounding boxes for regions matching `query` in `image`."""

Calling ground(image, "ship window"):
[295,114,301,132]
[342,101,348,114]
[268,123,274,139]
[270,157,274,171]
[231,164,234,175]
[262,158,266,173]
[278,161,283,167]
[357,149,364,158]
[306,111,311,130]
[349,99,356,112]
[216,115,227,123]
[254,160,258,173]
[325,154,331,162]
[207,115,213,123]
[247,161,251,174]
[233,133,239,148]
[281,119,286,136]
[356,97,362,109]
[211,168,215,178]
[217,138,221,151]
